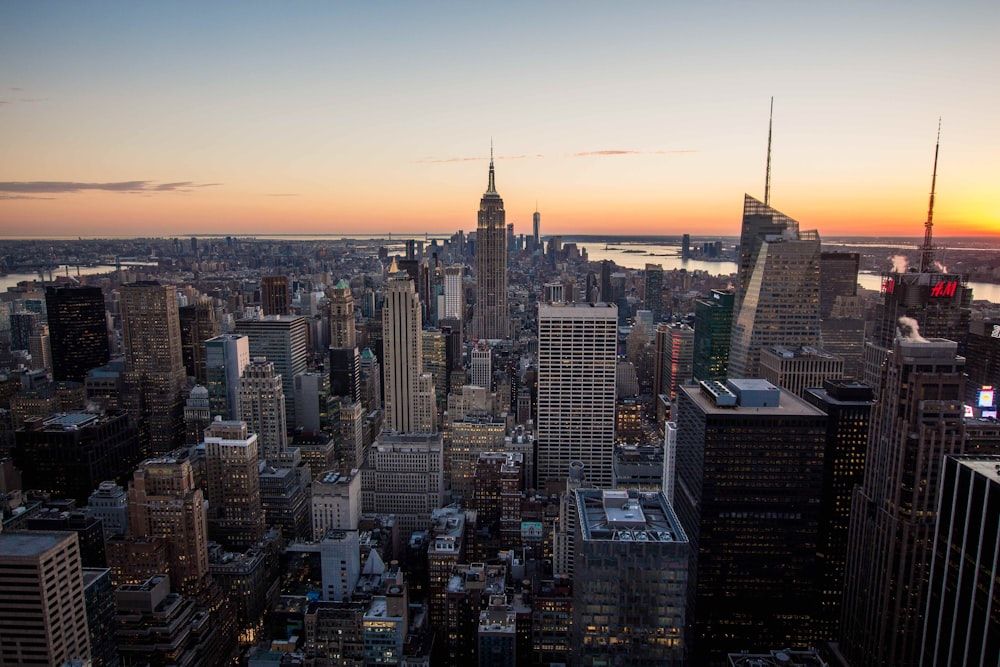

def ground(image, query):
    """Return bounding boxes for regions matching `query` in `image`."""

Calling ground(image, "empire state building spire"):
[486,142,497,194]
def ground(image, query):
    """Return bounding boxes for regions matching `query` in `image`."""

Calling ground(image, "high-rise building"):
[359,347,382,412]
[472,151,509,340]
[840,338,976,667]
[382,274,426,433]
[863,132,973,391]
[421,328,447,409]
[82,567,119,667]
[329,346,361,403]
[735,194,799,313]
[178,296,220,384]
[360,431,444,537]
[312,469,361,537]
[572,489,688,666]
[729,226,822,379]
[536,303,617,490]
[86,480,129,538]
[470,340,492,389]
[127,450,210,596]
[203,420,265,550]
[443,265,465,322]
[183,385,212,445]
[235,315,308,431]
[921,455,1000,666]
[204,333,251,421]
[120,281,188,455]
[532,207,540,248]
[644,263,664,323]
[675,379,827,661]
[962,317,1000,408]
[449,414,507,499]
[45,285,109,383]
[13,411,142,504]
[759,345,844,398]
[259,451,312,541]
[863,271,972,390]
[0,531,91,666]
[692,289,734,383]
[237,358,287,462]
[819,251,859,320]
[803,380,874,639]
[329,279,356,348]
[662,322,694,405]
[260,275,290,316]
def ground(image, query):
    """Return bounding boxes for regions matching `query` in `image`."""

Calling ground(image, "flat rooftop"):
[576,489,687,544]
[0,531,75,558]
[680,383,826,418]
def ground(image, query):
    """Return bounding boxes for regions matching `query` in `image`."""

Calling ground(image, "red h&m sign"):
[930,281,958,298]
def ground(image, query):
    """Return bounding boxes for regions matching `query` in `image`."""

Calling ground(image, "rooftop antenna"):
[764,96,774,206]
[919,119,941,273]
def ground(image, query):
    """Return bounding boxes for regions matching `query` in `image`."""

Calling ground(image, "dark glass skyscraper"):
[675,379,826,662]
[922,455,1000,666]
[693,289,734,382]
[46,285,110,382]
[803,379,874,639]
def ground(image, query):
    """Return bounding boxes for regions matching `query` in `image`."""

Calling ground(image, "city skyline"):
[1,2,999,238]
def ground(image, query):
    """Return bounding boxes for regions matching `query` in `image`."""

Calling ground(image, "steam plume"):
[890,255,909,273]
[898,316,928,343]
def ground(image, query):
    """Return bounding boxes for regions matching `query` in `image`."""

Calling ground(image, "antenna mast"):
[764,97,774,205]
[919,119,941,272]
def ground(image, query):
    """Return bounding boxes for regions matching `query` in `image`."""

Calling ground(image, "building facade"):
[536,303,617,490]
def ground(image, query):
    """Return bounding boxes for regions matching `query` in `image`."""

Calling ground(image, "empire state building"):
[472,150,509,340]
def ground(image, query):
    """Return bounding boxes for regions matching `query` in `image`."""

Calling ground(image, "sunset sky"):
[1,2,998,239]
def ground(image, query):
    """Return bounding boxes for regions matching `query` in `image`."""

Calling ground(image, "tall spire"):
[764,96,774,206]
[919,119,941,273]
[486,140,497,194]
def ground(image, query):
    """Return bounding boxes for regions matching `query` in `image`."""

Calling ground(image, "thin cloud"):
[0,194,56,200]
[0,180,220,194]
[416,153,543,164]
[266,193,299,197]
[573,149,699,157]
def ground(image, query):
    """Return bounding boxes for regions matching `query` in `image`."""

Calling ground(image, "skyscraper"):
[532,207,540,248]
[235,314,308,431]
[329,279,356,348]
[205,333,251,421]
[862,129,972,391]
[644,263,664,323]
[0,532,91,666]
[729,224,822,379]
[382,274,425,433]
[120,281,188,455]
[803,380,874,639]
[443,265,465,321]
[260,275,290,316]
[203,420,265,550]
[735,194,799,313]
[238,358,287,462]
[178,296,220,384]
[45,285,109,383]
[472,150,509,340]
[692,289,734,382]
[536,302,617,490]
[127,450,210,597]
[819,251,860,319]
[921,455,1000,666]
[572,489,688,666]
[840,338,983,667]
[674,379,827,661]
[360,431,444,537]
